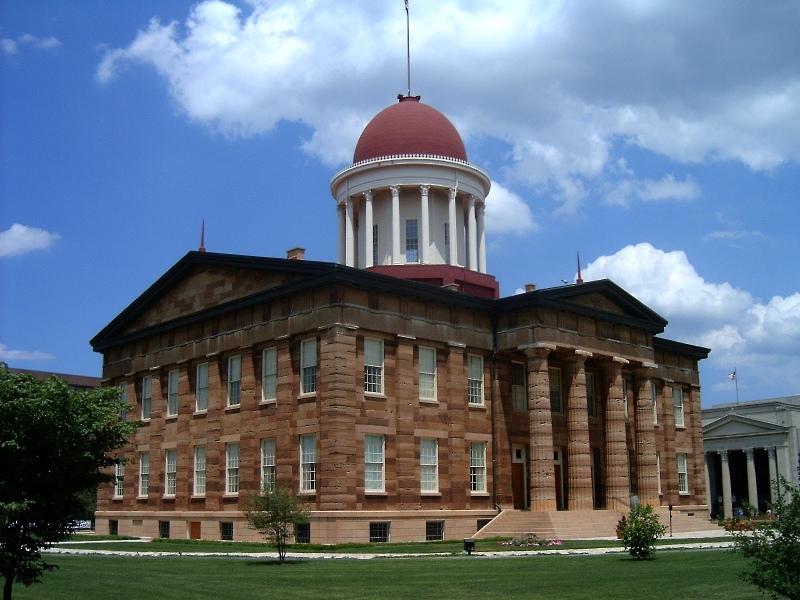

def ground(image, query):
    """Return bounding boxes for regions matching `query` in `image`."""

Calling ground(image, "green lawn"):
[8,549,756,600]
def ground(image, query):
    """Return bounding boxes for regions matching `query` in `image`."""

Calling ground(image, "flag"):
[728,371,737,380]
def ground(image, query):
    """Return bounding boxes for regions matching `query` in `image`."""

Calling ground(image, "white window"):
[420,438,438,492]
[468,355,484,405]
[364,435,385,492]
[419,347,437,401]
[114,459,124,497]
[196,363,208,412]
[470,442,487,493]
[443,223,449,263]
[194,446,206,496]
[261,439,276,492]
[405,219,419,263]
[586,372,596,417]
[167,369,179,417]
[511,362,526,411]
[226,443,240,495]
[141,376,152,420]
[677,452,689,494]
[300,435,316,492]
[651,381,658,425]
[364,338,384,394]
[372,224,379,266]
[549,368,562,413]
[262,347,277,402]
[300,339,317,395]
[228,356,241,407]
[119,383,128,421]
[674,387,685,427]
[656,451,662,495]
[139,452,149,497]
[165,449,177,496]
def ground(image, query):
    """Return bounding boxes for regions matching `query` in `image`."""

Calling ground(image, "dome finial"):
[405,0,411,97]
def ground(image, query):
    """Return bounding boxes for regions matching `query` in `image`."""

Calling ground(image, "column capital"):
[390,185,400,196]
[448,186,457,200]
[363,189,373,200]
[420,184,430,194]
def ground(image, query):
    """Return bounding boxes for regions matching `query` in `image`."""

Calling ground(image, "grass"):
[7,549,755,600]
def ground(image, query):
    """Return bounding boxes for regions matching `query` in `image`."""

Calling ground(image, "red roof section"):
[353,96,468,163]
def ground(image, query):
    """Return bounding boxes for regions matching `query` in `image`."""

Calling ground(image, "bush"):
[620,504,667,560]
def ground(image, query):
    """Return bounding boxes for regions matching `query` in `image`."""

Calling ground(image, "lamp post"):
[668,504,673,537]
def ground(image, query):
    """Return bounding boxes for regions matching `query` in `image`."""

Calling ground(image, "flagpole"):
[730,368,739,404]
[405,0,411,97]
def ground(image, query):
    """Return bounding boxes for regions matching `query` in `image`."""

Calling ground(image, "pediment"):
[703,413,788,439]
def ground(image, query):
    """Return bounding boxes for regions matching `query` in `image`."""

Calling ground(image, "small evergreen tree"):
[621,503,667,560]
[733,477,800,600]
[244,486,309,563]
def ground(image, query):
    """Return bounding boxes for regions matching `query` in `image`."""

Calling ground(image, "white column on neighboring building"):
[420,185,430,264]
[467,195,477,271]
[337,203,346,265]
[720,450,733,518]
[345,196,355,268]
[745,448,759,511]
[391,185,401,264]
[448,187,458,266]
[364,190,374,268]
[476,200,486,273]
[767,447,778,503]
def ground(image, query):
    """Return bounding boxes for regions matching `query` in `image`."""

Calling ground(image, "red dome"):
[353,96,468,163]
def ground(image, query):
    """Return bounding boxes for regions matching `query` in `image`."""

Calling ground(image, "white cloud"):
[19,33,61,50]
[1,39,16,55]
[0,224,61,257]
[605,174,701,207]
[484,183,538,235]
[0,344,55,362]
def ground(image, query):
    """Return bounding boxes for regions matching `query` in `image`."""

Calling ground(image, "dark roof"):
[7,367,101,388]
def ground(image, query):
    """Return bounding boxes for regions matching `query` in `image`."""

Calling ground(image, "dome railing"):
[332,153,489,182]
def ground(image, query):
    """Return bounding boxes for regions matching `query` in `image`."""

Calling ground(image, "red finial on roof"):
[576,251,583,284]
[199,220,206,252]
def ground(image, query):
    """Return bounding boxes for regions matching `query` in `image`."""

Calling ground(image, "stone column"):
[364,190,374,268]
[523,344,557,511]
[467,195,477,271]
[391,185,400,264]
[767,447,778,503]
[345,196,355,268]
[420,185,430,265]
[565,351,593,510]
[633,367,659,505]
[720,450,733,518]
[745,448,759,510]
[476,202,486,274]
[447,187,457,266]
[704,452,713,515]
[337,204,346,265]
[603,357,630,511]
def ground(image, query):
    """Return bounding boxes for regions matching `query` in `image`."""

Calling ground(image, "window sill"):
[162,496,175,501]
[468,403,487,410]
[299,490,316,497]
[225,404,241,412]
[260,399,277,406]
[365,491,388,497]
[420,492,441,497]
[364,393,386,400]
[298,394,317,403]
[470,492,490,497]
[137,495,148,500]
[191,495,206,501]
[112,496,123,502]
[194,410,207,417]
[419,398,439,405]
[165,415,177,421]
[223,494,239,500]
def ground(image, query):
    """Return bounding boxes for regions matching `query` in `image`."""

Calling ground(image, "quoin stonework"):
[92,96,710,543]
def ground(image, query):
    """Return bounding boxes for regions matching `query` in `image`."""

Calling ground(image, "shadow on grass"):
[244,559,305,567]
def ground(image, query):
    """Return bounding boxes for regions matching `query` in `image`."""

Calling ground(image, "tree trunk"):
[3,573,13,600]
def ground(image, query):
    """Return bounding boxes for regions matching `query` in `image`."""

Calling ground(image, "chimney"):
[525,283,537,293]
[286,247,305,261]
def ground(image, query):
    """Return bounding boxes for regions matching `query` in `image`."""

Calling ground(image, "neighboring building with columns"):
[92,95,710,543]
[703,396,800,518]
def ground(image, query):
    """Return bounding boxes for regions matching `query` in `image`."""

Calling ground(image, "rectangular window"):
[444,223,449,263]
[677,452,689,494]
[220,522,234,541]
[405,219,419,263]
[194,446,206,496]
[119,383,128,421]
[114,459,124,497]
[426,521,445,541]
[167,369,179,416]
[652,381,658,425]
[372,224,379,266]
[165,449,177,496]
[468,354,484,405]
[586,373,596,417]
[261,439,276,492]
[109,520,119,536]
[470,442,487,493]
[549,368,562,413]
[364,435,385,492]
[656,452,662,495]
[420,438,438,493]
[262,347,277,402]
[159,521,170,539]
[419,347,437,401]
[674,387,685,427]
[228,356,242,407]
[138,452,149,497]
[300,339,317,395]
[369,522,390,543]
[364,338,384,394]
[622,377,629,420]
[141,376,152,420]
[295,523,311,544]
[226,443,240,495]
[300,435,316,492]
[196,363,208,412]
[511,362,526,411]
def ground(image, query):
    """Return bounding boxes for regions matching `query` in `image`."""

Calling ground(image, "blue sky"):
[1,0,798,408]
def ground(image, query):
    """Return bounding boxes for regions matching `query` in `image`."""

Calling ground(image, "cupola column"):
[448,188,458,266]
[345,196,355,268]
[467,195,478,271]
[477,201,487,274]
[391,185,401,265]
[364,190,374,268]
[337,203,346,265]
[420,185,430,264]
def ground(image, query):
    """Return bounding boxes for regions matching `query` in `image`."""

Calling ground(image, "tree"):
[620,503,667,560]
[733,477,800,600]
[244,486,310,563]
[0,366,137,600]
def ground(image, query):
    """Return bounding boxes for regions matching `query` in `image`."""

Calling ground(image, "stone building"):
[92,96,710,543]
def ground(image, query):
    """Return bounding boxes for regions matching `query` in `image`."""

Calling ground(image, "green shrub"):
[620,504,667,560]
